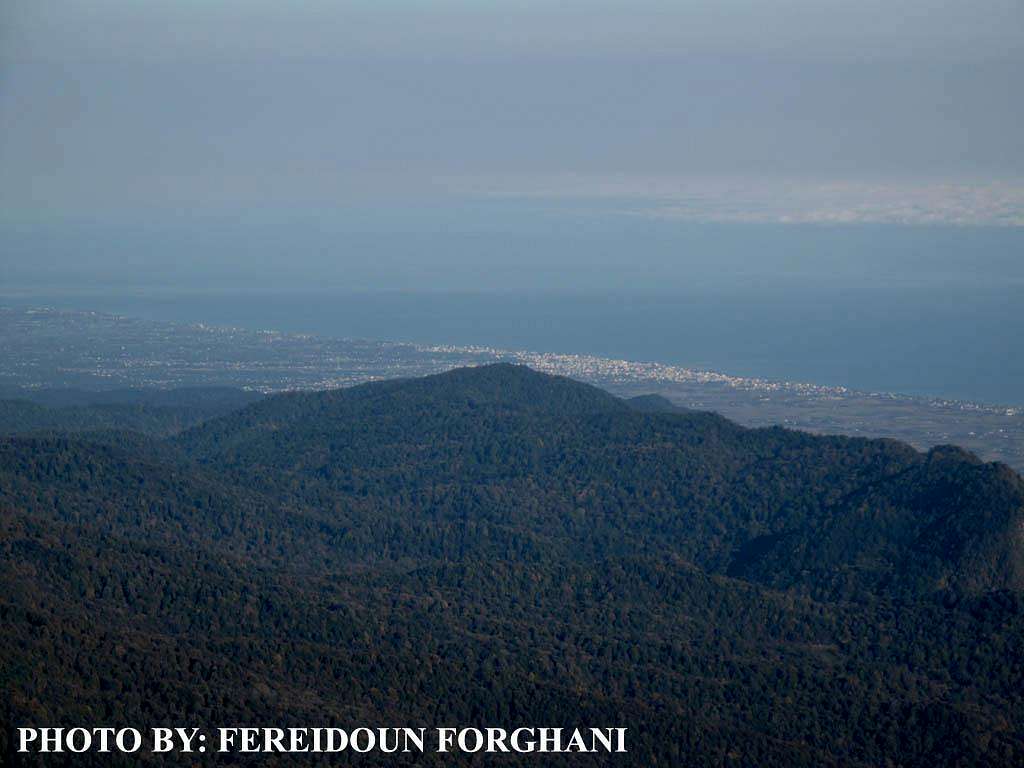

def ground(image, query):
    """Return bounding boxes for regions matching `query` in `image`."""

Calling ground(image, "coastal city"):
[3,306,1022,471]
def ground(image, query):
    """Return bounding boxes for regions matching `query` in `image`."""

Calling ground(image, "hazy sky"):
[1,1,1022,224]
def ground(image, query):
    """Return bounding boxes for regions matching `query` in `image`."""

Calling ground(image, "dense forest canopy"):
[2,365,1023,765]
[0,387,262,438]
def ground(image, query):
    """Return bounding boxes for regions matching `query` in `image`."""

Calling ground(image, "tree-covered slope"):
[731,445,1024,599]
[0,387,262,439]
[3,365,1024,766]
[179,364,1021,597]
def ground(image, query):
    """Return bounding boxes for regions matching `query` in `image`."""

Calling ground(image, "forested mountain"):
[2,365,1023,766]
[178,365,1020,599]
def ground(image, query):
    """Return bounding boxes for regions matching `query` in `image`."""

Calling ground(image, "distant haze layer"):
[2,1,1022,222]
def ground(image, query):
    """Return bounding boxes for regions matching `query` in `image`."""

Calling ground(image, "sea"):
[2,211,1022,406]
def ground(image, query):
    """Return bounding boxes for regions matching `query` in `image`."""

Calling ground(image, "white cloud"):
[461,176,1024,227]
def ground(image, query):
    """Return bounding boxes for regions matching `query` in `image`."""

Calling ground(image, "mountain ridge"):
[175,363,1023,600]
[3,363,1023,765]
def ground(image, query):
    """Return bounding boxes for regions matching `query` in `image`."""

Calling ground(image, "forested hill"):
[179,364,1023,600]
[3,364,1024,766]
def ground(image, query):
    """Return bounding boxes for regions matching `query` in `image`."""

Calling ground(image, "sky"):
[2,0,1023,226]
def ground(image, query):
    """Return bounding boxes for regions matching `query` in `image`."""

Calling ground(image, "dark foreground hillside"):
[2,365,1023,766]
[0,387,264,452]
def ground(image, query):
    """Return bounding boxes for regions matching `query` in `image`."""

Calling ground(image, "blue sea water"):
[2,211,1022,406]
